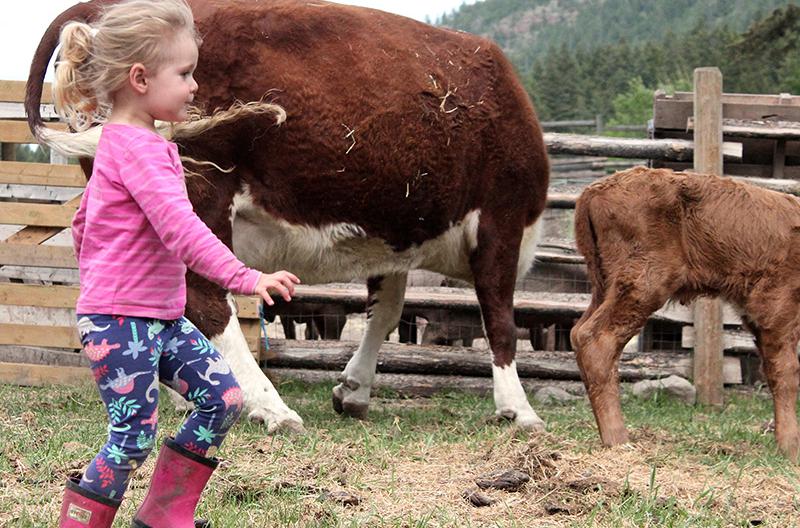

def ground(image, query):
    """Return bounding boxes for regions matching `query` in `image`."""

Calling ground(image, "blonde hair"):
[40,0,286,164]
[53,0,198,131]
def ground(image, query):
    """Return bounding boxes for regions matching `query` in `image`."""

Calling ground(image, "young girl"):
[53,1,299,526]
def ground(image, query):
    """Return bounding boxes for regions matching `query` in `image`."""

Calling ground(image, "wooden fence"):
[1,69,794,396]
[0,80,263,386]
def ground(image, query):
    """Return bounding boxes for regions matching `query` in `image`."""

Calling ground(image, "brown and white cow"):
[27,0,550,434]
[571,166,800,460]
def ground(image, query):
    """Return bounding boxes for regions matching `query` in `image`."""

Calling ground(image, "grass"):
[1,380,799,527]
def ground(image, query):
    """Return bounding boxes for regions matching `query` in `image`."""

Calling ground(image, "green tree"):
[14,145,50,163]
[607,77,653,130]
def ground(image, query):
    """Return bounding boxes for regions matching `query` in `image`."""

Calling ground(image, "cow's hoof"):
[342,401,369,420]
[492,409,545,432]
[248,409,306,435]
[332,386,344,415]
[515,414,546,432]
[332,384,369,420]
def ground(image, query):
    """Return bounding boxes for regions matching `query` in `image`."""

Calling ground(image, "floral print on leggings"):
[76,314,243,499]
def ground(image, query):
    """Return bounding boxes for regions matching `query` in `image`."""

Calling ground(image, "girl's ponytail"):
[53,22,101,131]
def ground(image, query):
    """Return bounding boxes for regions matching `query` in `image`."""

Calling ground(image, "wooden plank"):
[0,161,85,187]
[0,120,67,144]
[0,102,58,120]
[0,346,88,368]
[0,80,54,104]
[0,185,81,202]
[0,362,92,387]
[535,250,584,265]
[654,92,800,130]
[0,323,81,348]
[659,91,800,106]
[0,265,79,284]
[0,201,77,227]
[546,193,577,209]
[233,295,260,319]
[0,244,76,268]
[0,283,79,308]
[544,132,742,161]
[269,368,586,398]
[264,340,741,384]
[773,140,787,180]
[4,194,83,245]
[682,326,757,352]
[240,319,262,360]
[692,67,725,408]
[659,160,800,180]
[687,117,800,140]
[285,284,742,326]
[551,167,800,199]
[0,284,262,321]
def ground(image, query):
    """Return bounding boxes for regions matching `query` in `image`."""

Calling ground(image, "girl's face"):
[143,31,199,122]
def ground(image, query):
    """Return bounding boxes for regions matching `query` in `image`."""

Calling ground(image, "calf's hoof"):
[599,427,630,447]
[332,383,369,420]
[776,434,800,463]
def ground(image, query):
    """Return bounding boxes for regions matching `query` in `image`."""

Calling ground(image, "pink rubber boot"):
[131,438,217,528]
[59,477,121,527]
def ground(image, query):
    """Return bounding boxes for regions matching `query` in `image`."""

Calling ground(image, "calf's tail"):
[573,187,606,301]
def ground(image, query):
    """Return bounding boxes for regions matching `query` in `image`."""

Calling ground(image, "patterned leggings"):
[76,314,243,500]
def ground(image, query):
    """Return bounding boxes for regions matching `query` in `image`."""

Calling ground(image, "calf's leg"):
[571,278,668,446]
[332,273,407,419]
[758,330,800,461]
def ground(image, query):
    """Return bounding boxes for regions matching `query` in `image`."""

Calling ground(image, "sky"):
[1,0,479,82]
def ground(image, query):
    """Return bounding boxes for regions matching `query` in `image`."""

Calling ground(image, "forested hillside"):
[439,0,798,122]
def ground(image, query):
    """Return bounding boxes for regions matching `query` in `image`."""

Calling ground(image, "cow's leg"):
[332,273,407,419]
[570,282,666,447]
[304,317,320,340]
[470,221,544,431]
[398,313,417,344]
[164,383,193,412]
[757,328,800,461]
[317,309,347,340]
[281,316,298,340]
[186,280,305,434]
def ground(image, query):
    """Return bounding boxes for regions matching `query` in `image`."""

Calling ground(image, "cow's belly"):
[230,190,479,284]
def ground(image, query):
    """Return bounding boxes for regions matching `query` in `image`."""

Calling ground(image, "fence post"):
[1,143,15,161]
[692,67,724,407]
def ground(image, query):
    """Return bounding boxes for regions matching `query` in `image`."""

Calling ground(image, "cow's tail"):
[174,100,286,176]
[173,100,287,141]
[25,1,105,157]
[573,186,606,302]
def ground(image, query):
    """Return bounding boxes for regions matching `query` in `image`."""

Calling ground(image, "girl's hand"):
[254,271,301,306]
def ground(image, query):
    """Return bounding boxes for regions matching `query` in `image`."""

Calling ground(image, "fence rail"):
[1,78,794,393]
[541,115,648,134]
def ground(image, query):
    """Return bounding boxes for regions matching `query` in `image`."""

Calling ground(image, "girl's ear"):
[129,63,148,94]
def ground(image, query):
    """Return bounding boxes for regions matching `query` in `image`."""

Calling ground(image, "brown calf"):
[571,166,800,460]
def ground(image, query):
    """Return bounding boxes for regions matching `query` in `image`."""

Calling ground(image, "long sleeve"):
[71,189,90,261]
[118,136,261,295]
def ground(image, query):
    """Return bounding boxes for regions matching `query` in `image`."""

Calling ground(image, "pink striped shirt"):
[72,123,261,319]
